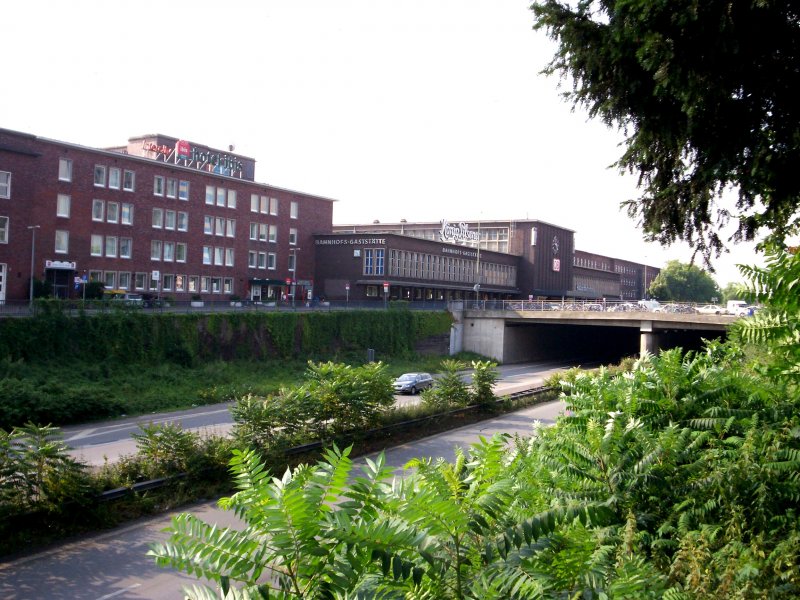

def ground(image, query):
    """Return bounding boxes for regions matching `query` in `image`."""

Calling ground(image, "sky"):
[1,0,769,286]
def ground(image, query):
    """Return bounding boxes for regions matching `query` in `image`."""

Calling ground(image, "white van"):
[726,300,750,316]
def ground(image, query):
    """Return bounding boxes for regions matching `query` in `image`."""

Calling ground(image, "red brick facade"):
[0,128,334,303]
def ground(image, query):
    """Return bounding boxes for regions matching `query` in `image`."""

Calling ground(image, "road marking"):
[95,583,141,599]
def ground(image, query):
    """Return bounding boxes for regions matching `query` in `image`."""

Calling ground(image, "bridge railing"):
[454,299,738,315]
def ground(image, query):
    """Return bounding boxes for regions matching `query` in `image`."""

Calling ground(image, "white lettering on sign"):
[315,238,386,245]
[439,220,480,244]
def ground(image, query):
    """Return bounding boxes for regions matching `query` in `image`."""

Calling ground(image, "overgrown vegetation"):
[0,309,452,429]
[148,250,800,598]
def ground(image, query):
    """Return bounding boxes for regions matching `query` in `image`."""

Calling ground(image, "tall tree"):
[648,260,720,302]
[531,0,800,261]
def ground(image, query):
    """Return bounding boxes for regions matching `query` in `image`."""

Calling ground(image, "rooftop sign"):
[439,219,480,244]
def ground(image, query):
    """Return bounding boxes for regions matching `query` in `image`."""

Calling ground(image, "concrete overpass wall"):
[461,318,507,362]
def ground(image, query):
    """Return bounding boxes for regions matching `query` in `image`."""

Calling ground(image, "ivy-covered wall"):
[0,310,454,365]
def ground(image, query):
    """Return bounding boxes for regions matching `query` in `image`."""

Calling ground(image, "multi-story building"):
[0,128,335,303]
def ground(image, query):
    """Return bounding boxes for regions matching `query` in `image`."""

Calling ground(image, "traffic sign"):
[285,277,292,286]
[152,270,161,280]
[383,282,389,293]
[345,283,350,291]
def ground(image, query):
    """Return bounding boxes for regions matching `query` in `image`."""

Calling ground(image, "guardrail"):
[453,299,745,315]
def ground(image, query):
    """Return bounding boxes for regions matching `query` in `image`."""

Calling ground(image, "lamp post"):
[27,225,40,311]
[475,218,482,306]
[290,247,300,308]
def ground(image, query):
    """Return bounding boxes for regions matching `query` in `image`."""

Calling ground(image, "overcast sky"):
[1,0,768,286]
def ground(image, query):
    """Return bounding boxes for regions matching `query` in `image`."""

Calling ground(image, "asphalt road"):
[0,397,566,600]
[63,361,573,466]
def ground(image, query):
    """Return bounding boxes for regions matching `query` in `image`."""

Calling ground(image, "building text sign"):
[440,219,480,244]
[315,238,386,246]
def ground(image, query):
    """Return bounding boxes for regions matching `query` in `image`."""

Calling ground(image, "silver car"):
[393,372,434,395]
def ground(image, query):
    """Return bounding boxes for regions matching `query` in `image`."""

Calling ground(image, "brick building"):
[0,128,335,303]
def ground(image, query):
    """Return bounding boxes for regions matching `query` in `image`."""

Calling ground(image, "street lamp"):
[27,225,40,311]
[290,247,300,308]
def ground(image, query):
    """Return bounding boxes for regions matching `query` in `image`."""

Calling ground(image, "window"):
[205,185,215,205]
[109,168,121,189]
[224,278,233,294]
[189,276,199,293]
[176,242,187,262]
[248,251,257,268]
[105,236,118,257]
[89,270,103,283]
[215,216,225,236]
[249,222,258,240]
[204,215,214,235]
[90,234,103,256]
[256,251,266,269]
[0,171,10,198]
[178,180,189,200]
[288,252,297,272]
[268,224,277,243]
[259,223,268,241]
[163,241,175,262]
[216,187,225,207]
[269,197,278,215]
[226,219,235,237]
[152,208,163,228]
[375,248,385,275]
[200,276,210,293]
[364,249,374,275]
[166,178,177,198]
[119,272,130,289]
[106,202,119,223]
[211,277,222,293]
[290,201,298,219]
[225,247,234,266]
[227,189,236,208]
[162,274,174,291]
[203,246,212,265]
[365,285,378,298]
[92,199,104,221]
[120,237,132,258]
[123,170,135,191]
[104,272,116,289]
[250,194,259,213]
[260,196,268,214]
[149,274,159,291]
[150,240,162,260]
[58,158,72,182]
[175,275,185,292]
[121,203,133,225]
[531,226,537,246]
[268,252,276,269]
[134,272,147,290]
[56,194,71,217]
[153,176,164,196]
[164,210,176,230]
[177,211,188,231]
[55,230,69,254]
[0,217,7,244]
[289,228,297,245]
[94,165,107,187]
[214,246,224,266]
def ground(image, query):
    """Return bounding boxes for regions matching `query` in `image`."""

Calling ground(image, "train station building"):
[1,127,658,305]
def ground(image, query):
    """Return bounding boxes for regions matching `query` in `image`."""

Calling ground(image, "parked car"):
[696,304,723,315]
[393,372,434,395]
[637,299,663,312]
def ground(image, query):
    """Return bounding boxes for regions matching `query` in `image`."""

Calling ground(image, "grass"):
[1,352,491,428]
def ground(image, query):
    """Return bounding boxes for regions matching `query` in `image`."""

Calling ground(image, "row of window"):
[247,222,297,244]
[574,256,611,271]
[385,249,516,287]
[89,198,135,224]
[93,271,234,295]
[53,161,302,222]
[90,164,136,191]
[153,176,190,200]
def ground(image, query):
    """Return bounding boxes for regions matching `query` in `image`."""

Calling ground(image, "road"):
[0,397,566,600]
[63,361,573,466]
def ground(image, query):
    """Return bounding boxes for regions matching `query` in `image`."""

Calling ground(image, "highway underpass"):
[451,308,731,364]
